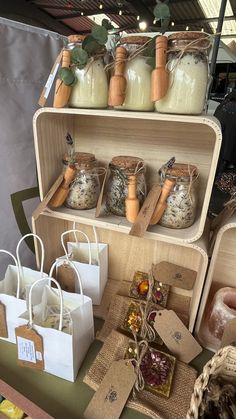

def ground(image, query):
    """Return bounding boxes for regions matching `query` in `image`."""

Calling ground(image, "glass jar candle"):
[68,37,108,109]
[65,152,100,210]
[155,32,210,115]
[159,163,199,229]
[115,36,154,111]
[106,156,146,216]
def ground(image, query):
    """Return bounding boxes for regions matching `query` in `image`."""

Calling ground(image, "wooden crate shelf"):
[195,213,236,351]
[33,108,221,244]
[32,213,209,333]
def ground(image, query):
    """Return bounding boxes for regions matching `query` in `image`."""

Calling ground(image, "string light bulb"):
[201,27,204,32]
[99,3,103,9]
[139,21,147,31]
[119,9,122,15]
[153,18,156,24]
[81,11,84,15]
[186,25,189,30]
[137,15,140,21]
[171,21,175,27]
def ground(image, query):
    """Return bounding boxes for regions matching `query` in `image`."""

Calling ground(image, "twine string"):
[130,332,149,393]
[140,270,156,342]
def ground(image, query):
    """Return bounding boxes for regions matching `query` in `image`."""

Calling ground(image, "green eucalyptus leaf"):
[91,25,108,45]
[71,47,88,66]
[153,3,170,20]
[82,35,103,55]
[102,18,114,30]
[144,35,158,57]
[58,67,75,86]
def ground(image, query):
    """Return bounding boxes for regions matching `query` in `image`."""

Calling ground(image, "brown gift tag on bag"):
[152,262,197,290]
[56,263,75,293]
[84,360,136,419]
[0,302,8,338]
[15,325,44,370]
[221,318,236,347]
[154,310,202,363]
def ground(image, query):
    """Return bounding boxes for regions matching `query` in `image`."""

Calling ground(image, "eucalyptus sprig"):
[58,20,114,85]
[153,0,171,34]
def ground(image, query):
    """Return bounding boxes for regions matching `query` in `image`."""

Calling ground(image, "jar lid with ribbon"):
[110,155,145,174]
[168,31,211,52]
[63,152,97,169]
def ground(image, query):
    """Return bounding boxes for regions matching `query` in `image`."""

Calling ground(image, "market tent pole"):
[209,0,227,96]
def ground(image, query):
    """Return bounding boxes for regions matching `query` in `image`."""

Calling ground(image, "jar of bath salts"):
[159,163,198,229]
[65,152,100,210]
[68,35,108,109]
[116,36,154,111]
[106,156,146,216]
[155,32,210,115]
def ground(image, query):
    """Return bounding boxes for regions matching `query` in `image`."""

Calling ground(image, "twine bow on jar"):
[139,269,157,343]
[129,332,149,393]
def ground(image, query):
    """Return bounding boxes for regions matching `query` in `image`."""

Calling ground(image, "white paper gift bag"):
[59,226,108,305]
[0,250,26,343]
[16,233,48,300]
[17,260,94,382]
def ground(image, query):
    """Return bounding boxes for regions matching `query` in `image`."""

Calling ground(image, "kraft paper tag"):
[152,262,197,290]
[0,302,8,338]
[84,360,136,419]
[38,49,63,107]
[15,325,44,370]
[221,318,236,348]
[154,309,202,363]
[56,264,75,293]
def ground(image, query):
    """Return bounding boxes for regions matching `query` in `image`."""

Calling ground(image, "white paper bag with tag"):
[58,225,108,305]
[0,250,26,343]
[0,233,48,344]
[17,260,94,382]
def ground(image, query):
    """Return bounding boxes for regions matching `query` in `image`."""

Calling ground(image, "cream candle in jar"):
[115,36,154,111]
[68,35,108,109]
[155,32,210,115]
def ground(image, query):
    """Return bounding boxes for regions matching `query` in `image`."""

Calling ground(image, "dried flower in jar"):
[129,271,170,307]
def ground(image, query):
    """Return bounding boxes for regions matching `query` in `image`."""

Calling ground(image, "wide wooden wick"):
[150,178,175,225]
[108,46,127,106]
[125,175,140,223]
[49,165,76,208]
[151,36,169,102]
[53,49,72,108]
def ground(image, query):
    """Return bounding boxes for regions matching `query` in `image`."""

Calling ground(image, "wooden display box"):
[195,214,236,351]
[0,379,53,418]
[33,108,221,244]
[32,213,209,333]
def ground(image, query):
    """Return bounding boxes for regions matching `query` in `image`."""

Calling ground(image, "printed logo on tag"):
[17,336,36,363]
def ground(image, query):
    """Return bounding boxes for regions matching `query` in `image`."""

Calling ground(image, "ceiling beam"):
[172,15,236,25]
[54,9,134,21]
[129,0,154,24]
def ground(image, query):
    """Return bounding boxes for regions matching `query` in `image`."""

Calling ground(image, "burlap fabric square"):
[84,330,197,419]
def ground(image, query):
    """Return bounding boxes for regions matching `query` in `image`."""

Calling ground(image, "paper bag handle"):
[28,276,63,331]
[61,229,92,265]
[72,222,100,266]
[49,259,84,300]
[0,249,21,299]
[16,233,45,277]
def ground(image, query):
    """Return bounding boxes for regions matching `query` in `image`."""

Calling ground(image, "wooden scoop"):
[108,46,127,106]
[125,175,140,223]
[151,36,169,102]
[49,165,76,208]
[53,49,72,108]
[149,178,175,225]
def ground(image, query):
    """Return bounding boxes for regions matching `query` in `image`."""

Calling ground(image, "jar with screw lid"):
[115,36,154,111]
[159,163,199,229]
[65,152,101,210]
[67,35,109,109]
[155,31,211,115]
[106,155,146,216]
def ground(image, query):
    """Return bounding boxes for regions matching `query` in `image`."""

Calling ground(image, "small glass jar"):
[155,32,210,115]
[159,163,199,229]
[115,36,154,111]
[65,152,100,210]
[68,36,108,109]
[106,156,146,216]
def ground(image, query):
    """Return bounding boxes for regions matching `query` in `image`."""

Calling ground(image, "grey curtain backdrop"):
[0,17,65,275]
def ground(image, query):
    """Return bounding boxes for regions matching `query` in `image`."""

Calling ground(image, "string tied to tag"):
[139,269,156,342]
[130,332,149,394]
